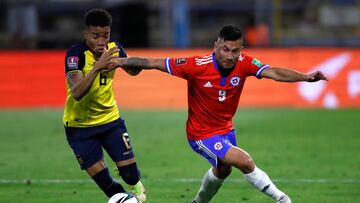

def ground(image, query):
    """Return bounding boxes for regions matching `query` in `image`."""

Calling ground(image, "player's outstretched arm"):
[260,67,328,82]
[108,57,167,73]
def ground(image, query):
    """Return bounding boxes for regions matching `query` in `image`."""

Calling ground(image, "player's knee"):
[237,155,255,174]
[217,165,232,179]
[118,163,140,185]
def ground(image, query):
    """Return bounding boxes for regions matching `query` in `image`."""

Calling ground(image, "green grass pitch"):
[0,108,359,203]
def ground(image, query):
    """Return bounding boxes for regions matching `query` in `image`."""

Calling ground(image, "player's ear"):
[214,40,219,48]
[83,30,87,39]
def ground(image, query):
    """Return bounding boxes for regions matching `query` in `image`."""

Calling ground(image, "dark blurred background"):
[0,0,360,49]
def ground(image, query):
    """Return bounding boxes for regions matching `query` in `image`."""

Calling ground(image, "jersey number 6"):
[100,73,107,85]
[121,132,132,149]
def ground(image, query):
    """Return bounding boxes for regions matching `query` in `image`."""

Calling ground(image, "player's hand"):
[306,71,328,82]
[101,58,141,76]
[94,47,120,72]
[101,58,124,73]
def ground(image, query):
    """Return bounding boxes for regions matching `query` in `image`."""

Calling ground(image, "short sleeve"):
[64,43,85,74]
[114,41,127,57]
[164,56,200,80]
[243,54,270,79]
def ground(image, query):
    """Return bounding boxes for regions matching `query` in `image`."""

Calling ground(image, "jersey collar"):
[212,52,231,86]
[212,52,220,72]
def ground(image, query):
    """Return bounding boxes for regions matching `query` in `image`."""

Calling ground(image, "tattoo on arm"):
[66,71,82,88]
[122,57,165,72]
[124,57,151,69]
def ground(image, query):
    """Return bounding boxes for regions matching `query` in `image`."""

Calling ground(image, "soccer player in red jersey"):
[107,25,328,203]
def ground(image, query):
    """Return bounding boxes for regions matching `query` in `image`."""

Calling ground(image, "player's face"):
[84,26,111,56]
[214,38,243,69]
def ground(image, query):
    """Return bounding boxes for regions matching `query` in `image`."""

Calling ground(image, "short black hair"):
[84,8,112,27]
[218,25,243,41]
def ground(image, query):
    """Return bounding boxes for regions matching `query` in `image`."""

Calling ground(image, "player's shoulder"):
[238,53,251,62]
[236,53,256,66]
[108,40,127,57]
[66,40,87,57]
[108,40,120,48]
[193,54,213,66]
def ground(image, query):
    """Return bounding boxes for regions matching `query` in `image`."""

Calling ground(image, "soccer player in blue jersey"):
[63,8,146,201]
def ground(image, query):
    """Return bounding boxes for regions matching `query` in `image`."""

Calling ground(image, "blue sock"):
[92,168,125,197]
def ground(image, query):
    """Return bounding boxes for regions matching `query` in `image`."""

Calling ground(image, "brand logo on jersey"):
[175,58,187,65]
[214,142,223,150]
[67,56,79,69]
[230,76,241,86]
[251,58,263,67]
[238,54,245,61]
[203,81,213,88]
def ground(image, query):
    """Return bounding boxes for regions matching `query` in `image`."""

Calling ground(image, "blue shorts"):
[188,129,237,168]
[65,118,135,170]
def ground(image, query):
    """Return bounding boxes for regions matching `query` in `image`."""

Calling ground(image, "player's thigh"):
[188,132,235,168]
[65,127,103,170]
[101,118,135,163]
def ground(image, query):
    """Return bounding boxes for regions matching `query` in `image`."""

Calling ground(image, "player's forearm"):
[70,69,99,101]
[117,57,166,72]
[267,67,307,82]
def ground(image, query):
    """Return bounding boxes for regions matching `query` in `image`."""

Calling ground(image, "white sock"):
[194,168,224,203]
[243,166,284,201]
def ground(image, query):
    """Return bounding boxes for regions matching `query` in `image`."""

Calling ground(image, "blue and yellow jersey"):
[63,40,127,127]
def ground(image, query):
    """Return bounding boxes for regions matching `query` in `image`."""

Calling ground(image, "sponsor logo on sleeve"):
[251,58,263,67]
[67,56,79,69]
[175,58,187,65]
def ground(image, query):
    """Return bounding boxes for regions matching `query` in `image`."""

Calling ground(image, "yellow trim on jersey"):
[63,42,121,127]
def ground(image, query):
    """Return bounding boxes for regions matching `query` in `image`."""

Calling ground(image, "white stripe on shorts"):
[195,140,218,166]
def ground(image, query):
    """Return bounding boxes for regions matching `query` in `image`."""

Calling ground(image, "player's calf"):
[91,168,126,197]
[118,163,147,202]
[243,166,286,202]
[276,194,292,203]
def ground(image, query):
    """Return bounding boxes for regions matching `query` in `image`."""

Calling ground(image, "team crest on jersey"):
[214,142,223,150]
[67,56,79,69]
[230,76,241,86]
[175,58,187,65]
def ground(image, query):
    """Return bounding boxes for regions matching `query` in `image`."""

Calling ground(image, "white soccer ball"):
[108,193,141,203]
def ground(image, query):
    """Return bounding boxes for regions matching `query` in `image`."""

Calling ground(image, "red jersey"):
[165,53,269,140]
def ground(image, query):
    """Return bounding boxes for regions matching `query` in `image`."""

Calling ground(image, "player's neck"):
[218,65,234,77]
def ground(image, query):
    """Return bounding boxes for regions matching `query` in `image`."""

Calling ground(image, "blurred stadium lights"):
[0,0,359,49]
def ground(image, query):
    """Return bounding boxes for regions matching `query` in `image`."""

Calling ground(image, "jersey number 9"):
[219,90,226,102]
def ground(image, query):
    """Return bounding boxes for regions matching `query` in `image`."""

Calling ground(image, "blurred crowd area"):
[0,0,360,49]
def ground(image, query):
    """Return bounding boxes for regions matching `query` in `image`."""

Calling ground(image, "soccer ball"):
[108,193,141,203]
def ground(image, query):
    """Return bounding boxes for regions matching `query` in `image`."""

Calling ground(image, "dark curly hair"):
[84,8,112,27]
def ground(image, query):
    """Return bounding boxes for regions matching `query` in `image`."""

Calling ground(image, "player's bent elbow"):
[127,68,142,76]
